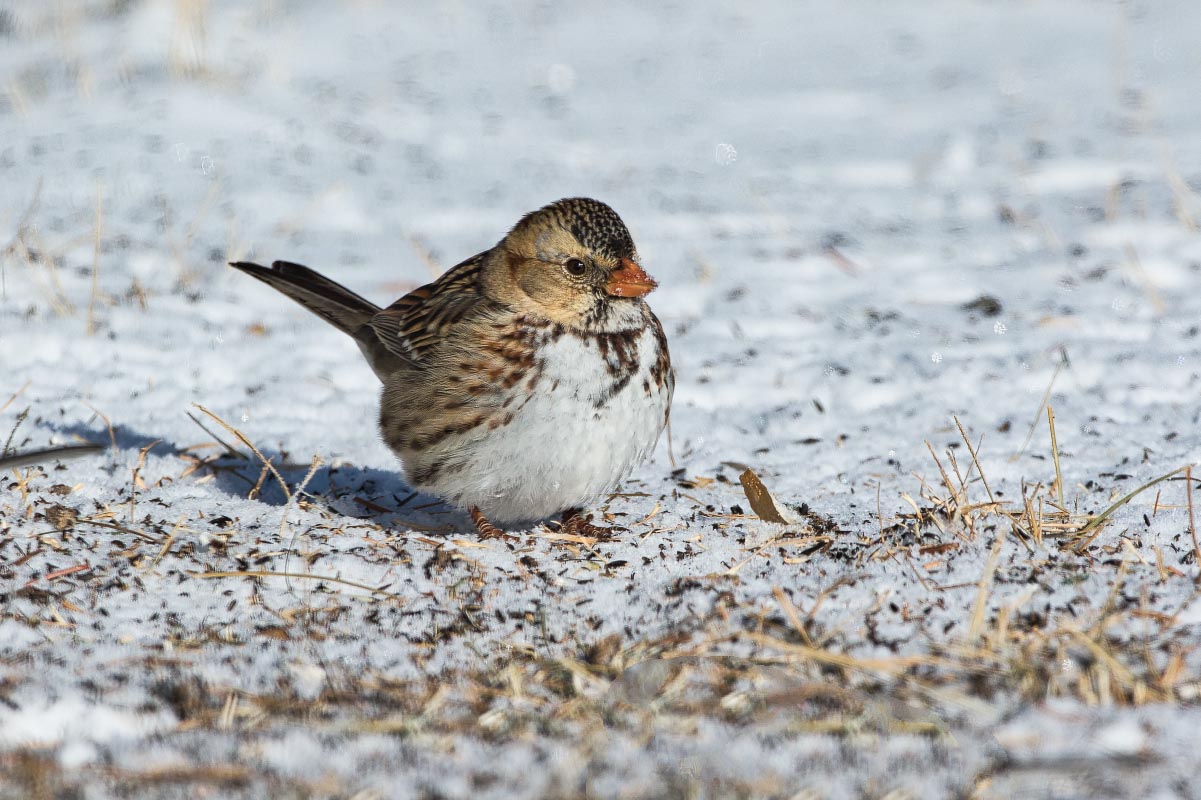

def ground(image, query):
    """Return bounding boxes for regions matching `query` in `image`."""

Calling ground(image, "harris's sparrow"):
[231,198,674,537]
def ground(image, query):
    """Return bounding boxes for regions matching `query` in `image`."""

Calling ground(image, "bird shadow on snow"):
[50,420,466,533]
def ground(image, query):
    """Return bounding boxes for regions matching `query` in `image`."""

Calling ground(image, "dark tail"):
[230,260,380,335]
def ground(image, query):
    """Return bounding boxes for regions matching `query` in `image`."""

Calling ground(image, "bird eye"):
[564,258,587,277]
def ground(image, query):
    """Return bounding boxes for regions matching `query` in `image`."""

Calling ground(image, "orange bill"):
[604,257,657,298]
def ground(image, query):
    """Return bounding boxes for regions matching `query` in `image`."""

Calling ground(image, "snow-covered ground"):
[3,1,1201,797]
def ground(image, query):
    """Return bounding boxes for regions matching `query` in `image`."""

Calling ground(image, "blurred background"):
[3,0,1199,472]
[4,0,1197,281]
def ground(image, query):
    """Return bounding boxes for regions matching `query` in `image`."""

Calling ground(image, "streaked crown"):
[513,197,637,262]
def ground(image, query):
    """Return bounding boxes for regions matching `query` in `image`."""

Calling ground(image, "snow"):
[2,0,1201,798]
[0,698,174,749]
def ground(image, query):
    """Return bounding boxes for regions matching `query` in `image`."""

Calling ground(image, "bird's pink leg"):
[470,506,515,541]
[560,508,621,540]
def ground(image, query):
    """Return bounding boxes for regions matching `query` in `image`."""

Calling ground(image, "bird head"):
[483,198,657,331]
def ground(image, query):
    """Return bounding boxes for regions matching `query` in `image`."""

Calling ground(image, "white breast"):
[431,325,671,523]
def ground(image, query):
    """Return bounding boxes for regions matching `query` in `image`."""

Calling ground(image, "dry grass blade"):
[773,586,814,646]
[2,178,42,253]
[954,416,995,503]
[967,527,1006,641]
[723,533,829,576]
[3,407,28,457]
[1074,465,1189,540]
[1124,243,1167,315]
[281,454,326,592]
[1163,149,1200,231]
[82,400,118,452]
[1047,405,1065,509]
[0,380,31,415]
[407,234,443,278]
[1,179,42,298]
[189,570,400,598]
[924,441,961,507]
[98,764,251,787]
[87,182,103,335]
[185,410,249,459]
[77,518,160,543]
[1014,359,1063,460]
[725,538,776,576]
[743,631,952,674]
[193,403,291,501]
[23,562,91,587]
[150,514,189,568]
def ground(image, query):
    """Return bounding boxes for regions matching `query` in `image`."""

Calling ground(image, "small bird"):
[231,198,673,538]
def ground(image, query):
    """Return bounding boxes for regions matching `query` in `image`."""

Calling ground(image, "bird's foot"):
[470,507,516,541]
[560,508,623,541]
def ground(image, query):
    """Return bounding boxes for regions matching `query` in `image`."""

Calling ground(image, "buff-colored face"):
[487,207,657,326]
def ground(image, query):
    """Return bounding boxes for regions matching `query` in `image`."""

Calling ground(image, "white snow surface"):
[2,1,1201,798]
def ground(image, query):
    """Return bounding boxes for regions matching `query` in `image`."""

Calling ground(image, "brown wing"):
[367,251,490,364]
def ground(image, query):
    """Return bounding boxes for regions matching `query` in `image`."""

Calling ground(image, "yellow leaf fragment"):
[739,469,794,524]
